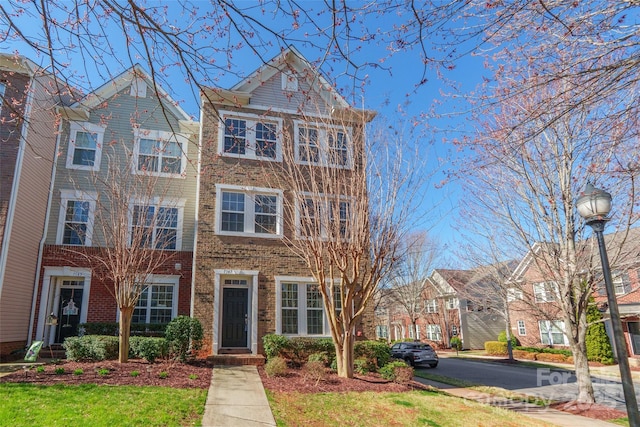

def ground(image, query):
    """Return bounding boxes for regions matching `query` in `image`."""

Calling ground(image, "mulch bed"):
[0,359,212,388]
[549,400,628,421]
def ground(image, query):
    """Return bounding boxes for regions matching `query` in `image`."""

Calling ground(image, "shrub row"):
[262,334,391,371]
[514,346,572,357]
[63,335,169,362]
[79,322,167,337]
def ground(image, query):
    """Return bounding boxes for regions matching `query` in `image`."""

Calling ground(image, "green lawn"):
[0,383,207,427]
[266,389,554,426]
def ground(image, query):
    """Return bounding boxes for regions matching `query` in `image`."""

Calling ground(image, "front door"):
[56,287,83,343]
[629,322,640,355]
[221,288,248,348]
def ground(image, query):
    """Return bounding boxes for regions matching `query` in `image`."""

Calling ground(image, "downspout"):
[26,108,63,345]
[189,104,204,317]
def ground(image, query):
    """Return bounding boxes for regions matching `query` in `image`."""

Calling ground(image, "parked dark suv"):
[390,342,438,368]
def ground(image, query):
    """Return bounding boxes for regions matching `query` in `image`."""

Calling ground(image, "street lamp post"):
[576,183,640,426]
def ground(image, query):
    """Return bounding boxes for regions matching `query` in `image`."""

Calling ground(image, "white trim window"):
[446,297,458,310]
[376,325,389,340]
[612,271,631,295]
[216,184,283,237]
[539,320,568,345]
[296,193,350,239]
[132,277,179,324]
[533,282,559,303]
[133,128,188,177]
[294,120,352,168]
[281,70,299,92]
[275,277,340,337]
[218,111,283,161]
[425,299,438,313]
[130,77,147,98]
[129,198,185,250]
[56,190,96,246]
[426,324,442,341]
[517,320,526,336]
[66,122,106,171]
[507,288,524,302]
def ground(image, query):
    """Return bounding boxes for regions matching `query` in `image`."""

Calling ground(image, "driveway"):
[426,355,637,412]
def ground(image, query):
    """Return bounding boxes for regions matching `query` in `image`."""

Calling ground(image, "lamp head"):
[576,183,612,221]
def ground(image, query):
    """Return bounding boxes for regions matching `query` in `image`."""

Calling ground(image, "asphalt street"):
[425,356,635,412]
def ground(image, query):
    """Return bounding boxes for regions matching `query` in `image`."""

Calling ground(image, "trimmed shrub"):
[450,336,462,352]
[379,360,412,382]
[264,356,288,377]
[164,316,203,362]
[497,331,519,347]
[304,360,327,384]
[484,341,508,356]
[354,358,370,374]
[129,336,169,362]
[585,299,615,365]
[308,351,331,366]
[355,340,391,370]
[63,335,119,361]
[263,334,290,360]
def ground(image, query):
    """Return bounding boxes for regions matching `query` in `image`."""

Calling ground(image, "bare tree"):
[262,108,427,378]
[458,71,638,403]
[382,232,439,341]
[64,147,182,363]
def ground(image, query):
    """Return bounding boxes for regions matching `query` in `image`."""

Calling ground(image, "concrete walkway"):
[201,365,276,427]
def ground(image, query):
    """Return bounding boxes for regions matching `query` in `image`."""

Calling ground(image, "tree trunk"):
[571,342,595,403]
[118,306,134,363]
[505,310,514,361]
[335,332,355,378]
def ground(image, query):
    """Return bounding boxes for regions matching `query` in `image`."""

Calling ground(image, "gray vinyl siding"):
[460,311,504,350]
[0,73,60,343]
[249,71,331,115]
[46,84,199,251]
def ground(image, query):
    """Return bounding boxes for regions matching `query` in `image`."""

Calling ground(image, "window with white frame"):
[517,320,526,336]
[276,277,340,336]
[507,288,524,302]
[612,271,631,295]
[451,325,458,336]
[539,320,567,345]
[426,324,442,341]
[218,111,282,161]
[57,190,96,246]
[216,185,283,237]
[297,194,350,239]
[294,120,352,168]
[415,324,421,340]
[376,325,388,339]
[446,297,458,310]
[533,282,559,303]
[66,122,105,171]
[281,70,299,92]
[425,299,438,313]
[134,129,188,176]
[130,77,147,98]
[132,279,178,324]
[130,199,184,250]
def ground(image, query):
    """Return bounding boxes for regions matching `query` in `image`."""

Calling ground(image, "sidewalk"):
[201,365,276,427]
[415,377,619,427]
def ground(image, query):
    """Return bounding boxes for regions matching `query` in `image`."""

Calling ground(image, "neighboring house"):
[506,232,640,365]
[193,47,375,357]
[427,268,505,350]
[0,54,72,359]
[29,66,199,348]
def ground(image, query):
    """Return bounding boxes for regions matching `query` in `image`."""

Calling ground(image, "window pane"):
[299,127,319,163]
[224,119,246,154]
[132,288,149,324]
[72,132,98,166]
[162,140,182,174]
[307,285,323,335]
[156,207,178,249]
[221,192,245,232]
[63,201,90,245]
[255,195,277,234]
[132,205,154,247]
[256,122,277,158]
[281,283,298,334]
[138,138,159,172]
[328,131,348,166]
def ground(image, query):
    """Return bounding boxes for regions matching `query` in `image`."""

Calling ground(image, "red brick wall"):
[32,244,193,340]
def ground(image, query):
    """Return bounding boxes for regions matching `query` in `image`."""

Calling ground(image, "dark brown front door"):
[56,287,83,343]
[221,288,248,348]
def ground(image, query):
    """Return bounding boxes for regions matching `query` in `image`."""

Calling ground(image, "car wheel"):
[404,357,414,367]
[428,363,438,368]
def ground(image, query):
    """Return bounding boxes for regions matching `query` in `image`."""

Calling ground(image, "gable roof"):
[67,65,192,122]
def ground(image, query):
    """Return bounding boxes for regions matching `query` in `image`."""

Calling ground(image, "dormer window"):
[281,70,298,92]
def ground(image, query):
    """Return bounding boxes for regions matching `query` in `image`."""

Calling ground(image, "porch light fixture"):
[46,313,58,326]
[576,183,640,425]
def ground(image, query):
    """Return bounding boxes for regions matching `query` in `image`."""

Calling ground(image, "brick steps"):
[207,354,265,366]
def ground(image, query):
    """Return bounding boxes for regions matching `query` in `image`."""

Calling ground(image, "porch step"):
[42,345,66,360]
[207,354,265,366]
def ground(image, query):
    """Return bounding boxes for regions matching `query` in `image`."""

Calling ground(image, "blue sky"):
[2,2,489,264]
